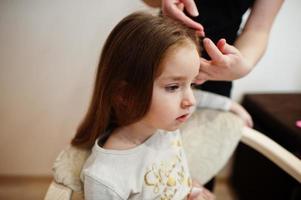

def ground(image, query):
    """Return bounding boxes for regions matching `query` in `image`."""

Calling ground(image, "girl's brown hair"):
[71,12,200,149]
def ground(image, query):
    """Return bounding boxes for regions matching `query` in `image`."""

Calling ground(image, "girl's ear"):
[113,93,127,106]
[112,81,129,107]
[111,81,132,125]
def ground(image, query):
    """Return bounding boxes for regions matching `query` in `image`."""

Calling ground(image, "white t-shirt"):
[81,130,192,200]
[81,90,231,200]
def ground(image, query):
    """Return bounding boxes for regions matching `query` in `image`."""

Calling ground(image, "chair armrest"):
[241,127,301,183]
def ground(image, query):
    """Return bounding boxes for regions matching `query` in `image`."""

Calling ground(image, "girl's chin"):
[162,124,182,132]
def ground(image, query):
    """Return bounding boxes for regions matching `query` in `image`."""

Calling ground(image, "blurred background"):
[0,0,300,199]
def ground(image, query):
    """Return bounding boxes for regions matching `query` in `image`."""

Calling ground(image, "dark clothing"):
[195,80,232,97]
[191,0,255,97]
[190,0,254,191]
[194,0,255,46]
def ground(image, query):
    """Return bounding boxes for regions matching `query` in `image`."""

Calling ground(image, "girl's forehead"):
[157,43,200,81]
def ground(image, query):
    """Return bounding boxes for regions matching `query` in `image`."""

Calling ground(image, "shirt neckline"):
[93,129,164,155]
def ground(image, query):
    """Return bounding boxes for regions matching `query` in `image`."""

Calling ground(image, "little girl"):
[71,12,252,200]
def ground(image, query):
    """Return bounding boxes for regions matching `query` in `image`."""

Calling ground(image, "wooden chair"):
[44,109,301,200]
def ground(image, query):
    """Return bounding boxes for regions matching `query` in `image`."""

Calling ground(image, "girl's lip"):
[176,113,190,122]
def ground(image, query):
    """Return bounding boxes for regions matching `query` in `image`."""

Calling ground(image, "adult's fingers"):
[195,71,208,84]
[199,58,216,77]
[195,79,207,85]
[248,118,254,128]
[182,0,199,16]
[162,0,203,32]
[176,2,184,11]
[202,188,215,200]
[216,38,226,50]
[203,38,224,62]
[246,116,254,128]
[199,59,225,81]
[173,8,203,31]
[217,38,238,54]
[189,187,203,199]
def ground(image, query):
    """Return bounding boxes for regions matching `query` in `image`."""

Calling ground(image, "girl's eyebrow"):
[160,76,187,81]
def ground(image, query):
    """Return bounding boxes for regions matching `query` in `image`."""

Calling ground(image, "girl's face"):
[141,41,200,131]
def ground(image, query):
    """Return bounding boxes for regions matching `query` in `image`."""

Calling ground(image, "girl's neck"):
[103,121,157,150]
[115,122,157,145]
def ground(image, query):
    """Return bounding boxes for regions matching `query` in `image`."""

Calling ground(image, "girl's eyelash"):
[165,84,179,92]
[164,82,196,92]
[164,83,197,92]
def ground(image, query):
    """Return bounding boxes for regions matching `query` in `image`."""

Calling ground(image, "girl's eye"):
[165,84,179,92]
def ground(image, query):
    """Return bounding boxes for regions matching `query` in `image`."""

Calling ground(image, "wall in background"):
[0,0,300,176]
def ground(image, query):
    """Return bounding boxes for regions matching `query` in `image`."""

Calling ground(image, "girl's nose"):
[181,89,196,108]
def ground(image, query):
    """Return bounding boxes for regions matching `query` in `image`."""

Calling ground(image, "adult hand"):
[161,0,204,35]
[229,101,254,128]
[188,179,215,200]
[188,187,215,200]
[195,38,252,83]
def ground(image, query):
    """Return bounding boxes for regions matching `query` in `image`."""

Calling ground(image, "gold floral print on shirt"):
[144,138,192,199]
[172,139,182,148]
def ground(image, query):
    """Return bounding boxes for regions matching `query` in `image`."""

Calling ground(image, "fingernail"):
[203,37,209,43]
[196,30,205,37]
[194,9,199,16]
[191,8,199,16]
[190,187,203,198]
[201,30,205,37]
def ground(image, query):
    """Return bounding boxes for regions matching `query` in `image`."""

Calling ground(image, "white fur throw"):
[53,145,90,192]
[52,109,243,193]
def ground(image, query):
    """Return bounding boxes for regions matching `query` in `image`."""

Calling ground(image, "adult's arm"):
[196,0,284,81]
[234,0,284,73]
